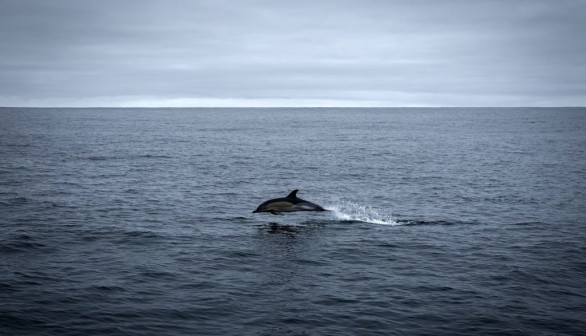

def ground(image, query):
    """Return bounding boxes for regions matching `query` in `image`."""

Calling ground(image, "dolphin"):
[252,189,327,215]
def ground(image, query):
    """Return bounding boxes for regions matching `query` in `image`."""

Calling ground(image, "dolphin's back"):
[286,189,326,211]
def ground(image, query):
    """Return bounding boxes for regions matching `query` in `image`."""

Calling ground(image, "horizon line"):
[1,106,585,109]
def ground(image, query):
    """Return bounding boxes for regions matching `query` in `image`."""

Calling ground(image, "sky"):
[1,0,585,107]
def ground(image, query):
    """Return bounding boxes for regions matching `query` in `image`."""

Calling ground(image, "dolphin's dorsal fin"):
[287,189,299,198]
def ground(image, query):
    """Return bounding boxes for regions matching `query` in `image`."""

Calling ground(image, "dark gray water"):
[1,108,585,335]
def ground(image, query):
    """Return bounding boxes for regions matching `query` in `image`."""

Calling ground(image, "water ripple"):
[1,108,585,336]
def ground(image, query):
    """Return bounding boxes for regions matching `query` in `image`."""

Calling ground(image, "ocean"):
[1,107,585,335]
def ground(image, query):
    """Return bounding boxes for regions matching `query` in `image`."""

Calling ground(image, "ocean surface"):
[1,107,585,335]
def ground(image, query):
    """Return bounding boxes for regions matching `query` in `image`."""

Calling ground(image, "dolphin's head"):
[252,205,265,213]
[252,201,272,213]
[252,198,294,215]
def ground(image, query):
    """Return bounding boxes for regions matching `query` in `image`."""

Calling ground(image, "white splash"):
[325,200,399,225]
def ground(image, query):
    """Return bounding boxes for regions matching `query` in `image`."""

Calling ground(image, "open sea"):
[1,107,585,335]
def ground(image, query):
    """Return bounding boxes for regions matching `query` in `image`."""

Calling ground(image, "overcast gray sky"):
[1,0,585,107]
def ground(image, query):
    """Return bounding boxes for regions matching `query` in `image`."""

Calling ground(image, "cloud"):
[1,0,585,106]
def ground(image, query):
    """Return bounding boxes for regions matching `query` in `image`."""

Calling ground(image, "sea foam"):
[325,200,398,225]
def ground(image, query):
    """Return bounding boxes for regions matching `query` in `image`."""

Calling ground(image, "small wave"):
[398,220,458,226]
[86,154,173,161]
[87,155,117,161]
[6,197,29,205]
[138,154,173,159]
[0,235,47,253]
[325,200,399,225]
